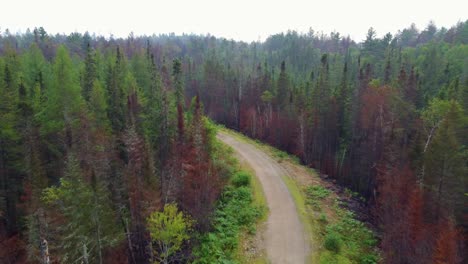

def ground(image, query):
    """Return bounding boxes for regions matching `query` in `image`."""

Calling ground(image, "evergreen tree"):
[276,61,289,110]
[424,102,466,220]
[39,45,84,140]
[106,47,127,133]
[89,80,109,127]
[0,57,21,236]
[82,43,97,102]
[42,154,123,264]
[172,59,184,106]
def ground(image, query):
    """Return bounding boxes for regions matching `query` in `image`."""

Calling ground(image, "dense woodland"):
[0,21,467,263]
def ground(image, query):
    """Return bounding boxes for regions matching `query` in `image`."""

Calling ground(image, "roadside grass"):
[234,161,269,264]
[193,128,267,263]
[232,142,269,263]
[239,160,268,222]
[217,126,380,264]
[309,194,380,264]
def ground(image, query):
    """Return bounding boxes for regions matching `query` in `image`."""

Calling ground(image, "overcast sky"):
[1,0,467,42]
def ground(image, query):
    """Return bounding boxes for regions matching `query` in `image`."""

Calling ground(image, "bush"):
[306,185,331,200]
[321,207,380,263]
[147,204,193,262]
[232,171,251,187]
[319,213,328,224]
[319,252,352,264]
[193,170,261,263]
[360,254,379,264]
[324,232,342,253]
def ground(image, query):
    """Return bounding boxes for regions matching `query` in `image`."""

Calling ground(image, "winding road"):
[217,132,309,264]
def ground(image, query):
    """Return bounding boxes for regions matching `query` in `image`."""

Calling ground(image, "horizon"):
[1,19,465,44]
[2,0,467,43]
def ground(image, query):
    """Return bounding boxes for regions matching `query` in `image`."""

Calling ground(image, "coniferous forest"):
[0,21,467,263]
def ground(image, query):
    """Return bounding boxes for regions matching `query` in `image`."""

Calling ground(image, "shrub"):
[147,204,193,263]
[306,185,331,200]
[319,252,352,264]
[232,171,251,187]
[324,232,342,253]
[319,213,328,224]
[193,170,261,263]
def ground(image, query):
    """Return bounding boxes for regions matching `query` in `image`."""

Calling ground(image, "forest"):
[0,20,467,263]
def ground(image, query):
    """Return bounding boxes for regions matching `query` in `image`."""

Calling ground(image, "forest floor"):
[217,131,310,264]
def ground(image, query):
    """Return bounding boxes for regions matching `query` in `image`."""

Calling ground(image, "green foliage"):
[147,203,193,263]
[320,208,379,264]
[276,61,290,109]
[42,155,123,263]
[319,251,352,264]
[193,171,263,263]
[324,232,342,253]
[105,47,127,132]
[231,171,251,187]
[21,43,49,95]
[89,79,109,124]
[202,117,218,156]
[318,213,328,224]
[424,101,466,221]
[306,185,331,200]
[39,45,84,134]
[422,98,457,127]
[260,90,274,103]
[172,59,184,105]
[82,43,97,101]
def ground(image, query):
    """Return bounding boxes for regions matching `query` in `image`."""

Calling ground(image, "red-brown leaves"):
[0,234,27,264]
[171,96,223,231]
[433,219,462,264]
[377,165,463,263]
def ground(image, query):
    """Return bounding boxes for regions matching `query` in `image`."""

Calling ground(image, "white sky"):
[1,0,467,42]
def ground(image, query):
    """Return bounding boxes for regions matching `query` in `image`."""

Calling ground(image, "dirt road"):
[217,132,309,264]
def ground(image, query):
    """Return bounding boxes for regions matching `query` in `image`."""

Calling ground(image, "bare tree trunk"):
[299,113,305,157]
[124,219,136,264]
[420,122,440,187]
[93,193,103,264]
[40,238,50,264]
[82,243,89,264]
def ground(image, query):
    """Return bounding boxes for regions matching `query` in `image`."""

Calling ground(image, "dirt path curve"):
[217,132,309,264]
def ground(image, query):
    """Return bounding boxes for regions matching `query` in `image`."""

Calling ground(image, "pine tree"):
[424,101,466,220]
[172,59,184,106]
[42,154,123,264]
[82,43,97,102]
[39,45,84,143]
[276,61,289,110]
[89,80,109,127]
[106,47,127,133]
[0,56,21,237]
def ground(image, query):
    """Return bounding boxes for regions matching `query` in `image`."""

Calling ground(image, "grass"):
[234,149,268,263]
[217,125,380,264]
[307,185,332,200]
[192,170,265,264]
[193,125,267,264]
[236,159,268,221]
[306,185,332,211]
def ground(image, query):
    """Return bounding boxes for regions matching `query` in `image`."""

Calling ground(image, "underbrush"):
[306,187,379,264]
[193,170,264,263]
